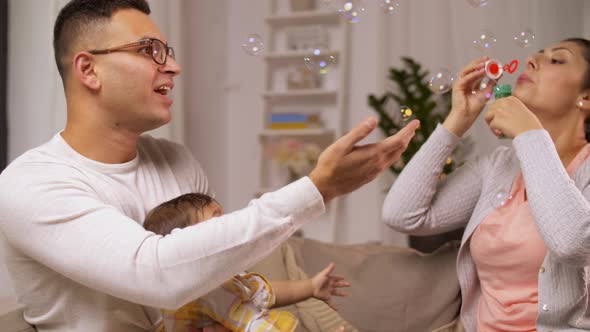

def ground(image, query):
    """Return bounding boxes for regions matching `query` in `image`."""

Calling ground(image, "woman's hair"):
[564,38,590,141]
[144,193,214,236]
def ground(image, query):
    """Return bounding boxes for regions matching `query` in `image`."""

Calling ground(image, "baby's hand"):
[311,262,350,308]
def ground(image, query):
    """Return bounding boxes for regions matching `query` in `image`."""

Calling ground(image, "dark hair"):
[53,0,151,81]
[144,193,215,236]
[564,38,590,141]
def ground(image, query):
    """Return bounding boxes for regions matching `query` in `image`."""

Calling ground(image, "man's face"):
[92,9,181,133]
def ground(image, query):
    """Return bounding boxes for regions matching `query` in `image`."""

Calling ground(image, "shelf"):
[259,128,334,138]
[264,50,339,66]
[263,89,338,103]
[266,10,341,28]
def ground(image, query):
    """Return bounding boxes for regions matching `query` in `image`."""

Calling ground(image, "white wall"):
[182,1,230,205]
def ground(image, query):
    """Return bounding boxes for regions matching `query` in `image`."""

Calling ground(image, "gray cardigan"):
[383,124,590,331]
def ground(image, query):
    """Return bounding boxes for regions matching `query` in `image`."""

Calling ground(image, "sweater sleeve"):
[0,165,324,310]
[513,129,590,266]
[382,124,484,236]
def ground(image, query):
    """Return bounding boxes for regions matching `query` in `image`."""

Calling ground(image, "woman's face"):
[513,41,589,118]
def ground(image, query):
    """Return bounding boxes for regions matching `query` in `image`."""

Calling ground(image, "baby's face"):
[193,201,223,225]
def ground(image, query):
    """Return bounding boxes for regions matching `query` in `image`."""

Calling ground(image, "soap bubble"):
[400,105,414,122]
[471,77,493,99]
[380,0,400,15]
[428,69,454,94]
[465,0,489,8]
[303,48,337,75]
[513,29,535,48]
[325,0,366,23]
[492,190,512,209]
[472,30,497,54]
[242,34,264,56]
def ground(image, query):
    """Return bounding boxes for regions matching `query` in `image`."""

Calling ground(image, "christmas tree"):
[368,57,466,176]
[369,57,471,252]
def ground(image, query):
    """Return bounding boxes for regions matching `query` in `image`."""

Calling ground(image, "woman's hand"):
[484,96,543,138]
[443,57,494,137]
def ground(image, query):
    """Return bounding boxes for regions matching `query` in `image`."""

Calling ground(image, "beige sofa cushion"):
[287,238,461,332]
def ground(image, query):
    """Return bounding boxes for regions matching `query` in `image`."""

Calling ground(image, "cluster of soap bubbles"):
[241,0,407,76]
[380,0,400,15]
[472,29,535,55]
[242,0,537,88]
[466,0,535,52]
[472,30,497,53]
[465,0,489,8]
[319,0,402,23]
[242,38,337,75]
[241,34,264,56]
[303,49,337,75]
[492,190,513,209]
[425,0,536,96]
[428,69,456,95]
[513,29,535,48]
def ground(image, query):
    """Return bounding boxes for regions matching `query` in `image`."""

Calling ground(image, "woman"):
[383,38,590,331]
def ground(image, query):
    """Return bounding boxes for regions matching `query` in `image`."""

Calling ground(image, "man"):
[0,0,418,331]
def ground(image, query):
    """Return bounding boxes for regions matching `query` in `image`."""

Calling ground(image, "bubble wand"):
[473,58,519,98]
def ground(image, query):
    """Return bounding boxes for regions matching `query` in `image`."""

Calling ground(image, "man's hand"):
[311,262,350,308]
[309,117,419,203]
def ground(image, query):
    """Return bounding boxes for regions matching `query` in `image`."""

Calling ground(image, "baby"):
[144,193,350,332]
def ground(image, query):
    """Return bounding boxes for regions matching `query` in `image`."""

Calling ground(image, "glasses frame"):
[88,38,175,65]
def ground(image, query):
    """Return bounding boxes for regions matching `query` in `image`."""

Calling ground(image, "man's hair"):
[144,193,215,236]
[53,0,151,81]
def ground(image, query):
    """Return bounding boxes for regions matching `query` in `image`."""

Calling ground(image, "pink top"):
[471,144,590,332]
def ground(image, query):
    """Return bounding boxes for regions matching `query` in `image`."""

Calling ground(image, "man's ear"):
[73,52,101,91]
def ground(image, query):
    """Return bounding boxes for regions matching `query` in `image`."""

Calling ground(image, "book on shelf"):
[269,112,322,130]
[269,122,308,130]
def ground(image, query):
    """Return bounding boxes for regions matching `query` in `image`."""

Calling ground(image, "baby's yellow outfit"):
[157,273,298,332]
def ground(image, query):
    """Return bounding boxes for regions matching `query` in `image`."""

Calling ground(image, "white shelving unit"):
[258,0,350,242]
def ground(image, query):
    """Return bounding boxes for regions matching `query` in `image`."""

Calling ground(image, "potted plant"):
[368,57,471,252]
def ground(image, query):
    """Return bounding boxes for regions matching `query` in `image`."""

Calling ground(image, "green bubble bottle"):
[492,84,511,138]
[493,84,512,99]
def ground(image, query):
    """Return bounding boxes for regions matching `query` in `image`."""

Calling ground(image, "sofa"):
[0,237,463,332]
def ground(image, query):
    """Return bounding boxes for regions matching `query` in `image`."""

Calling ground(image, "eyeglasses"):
[88,38,175,65]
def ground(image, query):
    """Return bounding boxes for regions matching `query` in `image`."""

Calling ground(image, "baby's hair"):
[144,193,214,236]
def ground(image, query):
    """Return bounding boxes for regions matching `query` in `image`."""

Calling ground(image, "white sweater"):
[0,133,325,332]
